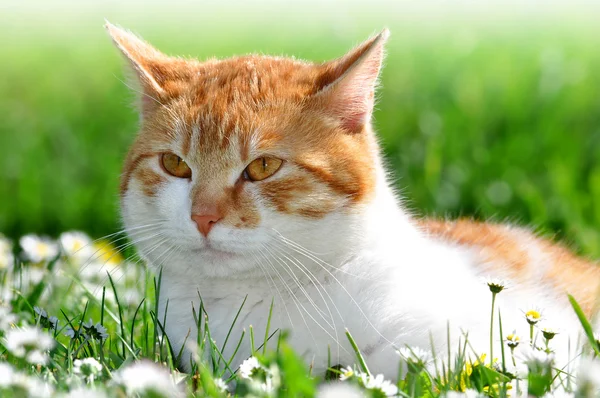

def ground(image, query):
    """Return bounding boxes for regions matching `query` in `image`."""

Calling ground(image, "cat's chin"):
[191,245,238,261]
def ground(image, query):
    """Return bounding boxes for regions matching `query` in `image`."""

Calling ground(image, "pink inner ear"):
[317,30,388,134]
[328,68,379,133]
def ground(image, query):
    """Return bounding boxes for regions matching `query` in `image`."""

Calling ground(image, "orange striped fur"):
[419,219,600,316]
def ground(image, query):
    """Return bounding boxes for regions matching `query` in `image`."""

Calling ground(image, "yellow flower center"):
[93,241,124,265]
[36,243,50,257]
[526,310,540,319]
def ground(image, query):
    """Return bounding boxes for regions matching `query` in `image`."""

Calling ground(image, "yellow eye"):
[161,153,192,179]
[244,157,283,181]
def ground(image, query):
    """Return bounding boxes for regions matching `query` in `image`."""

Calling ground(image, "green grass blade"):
[568,294,600,356]
[345,328,370,375]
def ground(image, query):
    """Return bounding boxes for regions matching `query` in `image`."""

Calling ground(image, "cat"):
[106,22,600,379]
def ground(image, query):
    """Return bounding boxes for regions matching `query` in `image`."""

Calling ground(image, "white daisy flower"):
[397,346,433,367]
[577,357,600,395]
[239,356,262,379]
[359,373,398,397]
[483,277,508,294]
[59,231,94,260]
[4,326,55,365]
[67,319,109,341]
[112,360,182,397]
[541,327,558,341]
[317,383,364,398]
[34,306,58,330]
[0,362,15,387]
[73,357,103,382]
[339,366,355,381]
[61,387,108,398]
[19,235,59,263]
[0,304,17,331]
[0,235,14,270]
[2,368,54,398]
[505,330,520,348]
[83,320,108,341]
[213,378,228,393]
[443,390,485,397]
[524,308,543,325]
[520,347,554,371]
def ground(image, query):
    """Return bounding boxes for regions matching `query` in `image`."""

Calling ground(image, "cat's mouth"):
[191,242,238,260]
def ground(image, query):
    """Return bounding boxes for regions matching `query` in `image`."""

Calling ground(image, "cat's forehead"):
[156,56,324,161]
[190,55,323,103]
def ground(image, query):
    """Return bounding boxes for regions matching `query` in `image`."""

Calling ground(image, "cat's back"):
[418,218,600,317]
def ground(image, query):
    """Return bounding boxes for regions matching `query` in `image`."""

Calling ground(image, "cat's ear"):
[312,29,389,134]
[105,21,171,113]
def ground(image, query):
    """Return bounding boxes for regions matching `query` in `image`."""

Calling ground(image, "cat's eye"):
[161,153,192,179]
[244,157,283,181]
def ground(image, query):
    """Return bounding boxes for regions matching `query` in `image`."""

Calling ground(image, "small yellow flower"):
[525,309,542,325]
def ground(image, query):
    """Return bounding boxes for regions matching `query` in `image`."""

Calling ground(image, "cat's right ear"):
[105,21,170,113]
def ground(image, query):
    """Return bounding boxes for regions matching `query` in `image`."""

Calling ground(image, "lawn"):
[1,2,600,397]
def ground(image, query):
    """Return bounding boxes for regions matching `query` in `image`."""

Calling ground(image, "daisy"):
[0,304,17,331]
[397,346,433,369]
[83,320,108,341]
[506,331,520,348]
[520,347,554,371]
[483,277,508,294]
[4,326,55,365]
[238,356,262,379]
[577,357,600,396]
[213,378,228,393]
[10,372,54,398]
[339,365,355,381]
[443,390,485,397]
[62,387,109,398]
[0,362,15,387]
[19,235,59,263]
[34,306,58,330]
[59,231,94,261]
[524,308,543,325]
[318,383,365,398]
[112,360,182,397]
[0,235,14,270]
[359,373,398,397]
[541,327,558,341]
[73,357,103,382]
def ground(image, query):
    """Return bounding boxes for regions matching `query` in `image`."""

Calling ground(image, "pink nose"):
[191,213,222,237]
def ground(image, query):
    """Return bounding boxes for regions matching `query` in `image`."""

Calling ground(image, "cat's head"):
[107,23,389,278]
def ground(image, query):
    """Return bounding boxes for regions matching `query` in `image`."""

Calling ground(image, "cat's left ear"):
[311,30,389,134]
[105,21,179,114]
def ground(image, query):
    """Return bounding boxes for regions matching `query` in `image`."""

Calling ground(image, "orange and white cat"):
[106,23,600,378]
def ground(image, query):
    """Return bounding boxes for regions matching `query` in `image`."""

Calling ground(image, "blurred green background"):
[1,1,600,257]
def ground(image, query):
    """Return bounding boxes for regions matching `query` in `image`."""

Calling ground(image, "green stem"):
[490,292,496,366]
[530,324,534,348]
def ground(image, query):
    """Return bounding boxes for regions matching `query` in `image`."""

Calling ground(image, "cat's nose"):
[191,213,222,237]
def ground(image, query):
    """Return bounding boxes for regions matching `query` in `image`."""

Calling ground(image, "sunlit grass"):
[1,232,599,397]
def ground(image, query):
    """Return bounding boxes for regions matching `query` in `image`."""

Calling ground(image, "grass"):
[2,2,600,396]
[1,233,599,397]
[2,8,600,259]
